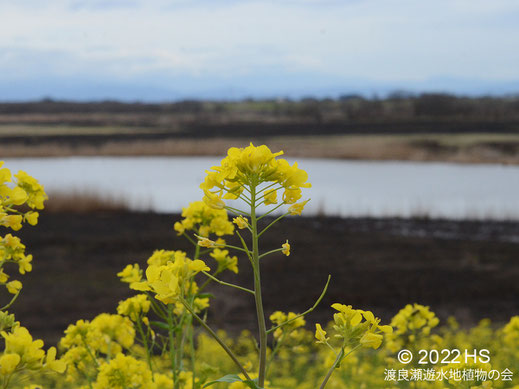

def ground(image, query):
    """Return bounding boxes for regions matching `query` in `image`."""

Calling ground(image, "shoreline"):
[0,132,517,164]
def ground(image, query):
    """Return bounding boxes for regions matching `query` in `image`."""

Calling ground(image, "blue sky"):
[1,0,519,101]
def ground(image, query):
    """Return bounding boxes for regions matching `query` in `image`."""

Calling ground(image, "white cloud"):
[0,0,518,89]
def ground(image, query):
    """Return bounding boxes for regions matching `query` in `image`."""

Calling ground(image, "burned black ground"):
[9,212,519,345]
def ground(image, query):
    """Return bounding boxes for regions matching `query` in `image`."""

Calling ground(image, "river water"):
[3,156,519,220]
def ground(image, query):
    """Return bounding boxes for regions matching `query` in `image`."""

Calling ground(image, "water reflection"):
[4,157,519,220]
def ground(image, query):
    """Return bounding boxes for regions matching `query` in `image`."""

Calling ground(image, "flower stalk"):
[250,185,268,387]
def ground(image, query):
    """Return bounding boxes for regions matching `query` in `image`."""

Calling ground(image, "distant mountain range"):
[1,73,518,102]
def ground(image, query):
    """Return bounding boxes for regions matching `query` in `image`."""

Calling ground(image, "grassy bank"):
[1,131,519,164]
[1,96,518,162]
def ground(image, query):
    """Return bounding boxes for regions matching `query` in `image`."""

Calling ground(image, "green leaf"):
[244,379,264,389]
[150,321,170,331]
[203,374,242,387]
[203,375,264,389]
[197,293,214,299]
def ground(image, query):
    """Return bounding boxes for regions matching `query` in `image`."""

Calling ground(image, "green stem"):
[147,293,168,320]
[217,243,251,255]
[198,268,222,292]
[258,248,283,260]
[188,318,196,389]
[319,348,344,389]
[251,185,268,387]
[224,205,250,217]
[235,230,253,260]
[136,316,153,372]
[2,372,12,389]
[167,308,179,389]
[0,290,20,311]
[257,201,285,221]
[266,275,330,335]
[221,244,250,255]
[236,221,253,233]
[82,338,100,368]
[256,182,281,196]
[179,297,252,381]
[177,313,186,372]
[193,242,201,260]
[257,212,288,238]
[201,271,255,294]
[239,193,252,206]
[182,232,197,247]
[265,336,284,377]
[241,184,252,195]
[324,341,339,357]
[319,345,361,389]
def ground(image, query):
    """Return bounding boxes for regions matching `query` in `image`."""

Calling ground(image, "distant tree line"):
[1,94,519,122]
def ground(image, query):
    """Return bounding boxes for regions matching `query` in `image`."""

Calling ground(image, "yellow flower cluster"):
[1,325,65,379]
[0,164,46,301]
[0,311,17,333]
[181,306,519,389]
[117,263,143,284]
[502,316,519,347]
[232,215,248,230]
[173,294,210,316]
[0,234,33,296]
[147,249,188,267]
[0,162,65,388]
[210,248,239,274]
[61,314,135,359]
[316,304,392,350]
[270,311,306,340]
[118,249,204,284]
[0,162,47,231]
[281,240,290,256]
[15,296,519,389]
[197,236,217,248]
[119,249,213,319]
[92,354,153,389]
[174,201,234,237]
[117,294,151,322]
[200,143,311,208]
[131,254,209,305]
[58,314,136,385]
[386,303,440,352]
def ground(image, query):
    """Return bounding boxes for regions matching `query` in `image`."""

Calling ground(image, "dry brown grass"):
[0,134,518,164]
[44,191,130,213]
